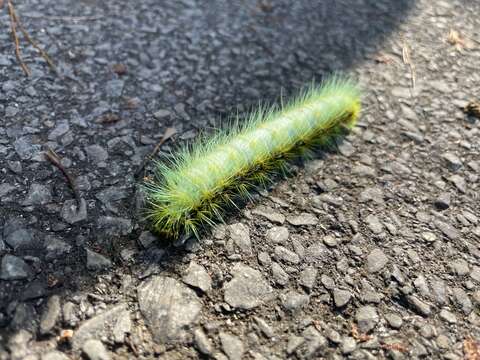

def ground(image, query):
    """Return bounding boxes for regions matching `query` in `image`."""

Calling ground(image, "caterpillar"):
[144,76,361,239]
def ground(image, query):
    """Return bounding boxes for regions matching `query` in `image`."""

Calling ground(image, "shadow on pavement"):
[0,0,414,351]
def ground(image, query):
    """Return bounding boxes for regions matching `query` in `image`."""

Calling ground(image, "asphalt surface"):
[0,0,479,359]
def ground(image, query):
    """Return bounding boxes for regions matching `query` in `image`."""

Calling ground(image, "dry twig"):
[7,0,30,76]
[45,147,81,205]
[125,334,139,357]
[351,323,372,342]
[464,337,480,360]
[135,127,177,178]
[15,14,56,72]
[381,342,408,353]
[7,0,56,75]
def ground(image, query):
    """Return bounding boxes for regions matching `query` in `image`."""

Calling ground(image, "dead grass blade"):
[447,29,475,51]
[464,337,480,360]
[402,41,416,92]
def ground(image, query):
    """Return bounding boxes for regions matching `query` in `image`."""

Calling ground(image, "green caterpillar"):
[144,76,361,238]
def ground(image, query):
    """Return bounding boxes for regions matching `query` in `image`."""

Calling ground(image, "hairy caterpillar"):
[145,76,361,238]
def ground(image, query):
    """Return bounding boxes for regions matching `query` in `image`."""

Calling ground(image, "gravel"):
[0,255,31,280]
[137,276,202,343]
[281,291,309,311]
[43,235,72,261]
[299,266,317,290]
[271,261,289,286]
[86,249,112,271]
[193,328,214,356]
[274,245,300,264]
[434,192,451,210]
[365,214,384,234]
[366,248,389,273]
[355,306,379,333]
[182,261,212,293]
[286,213,318,226]
[41,352,70,360]
[4,228,35,251]
[84,145,109,164]
[228,223,252,254]
[60,198,88,224]
[219,332,244,360]
[82,339,111,360]
[385,313,403,329]
[72,304,129,350]
[39,295,61,335]
[333,289,353,308]
[265,226,289,244]
[223,264,274,310]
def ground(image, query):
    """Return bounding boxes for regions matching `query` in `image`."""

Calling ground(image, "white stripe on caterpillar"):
[144,75,361,238]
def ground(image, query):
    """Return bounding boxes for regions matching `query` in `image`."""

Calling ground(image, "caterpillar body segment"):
[145,76,361,238]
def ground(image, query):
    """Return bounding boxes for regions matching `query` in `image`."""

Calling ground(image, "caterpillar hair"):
[144,75,361,238]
